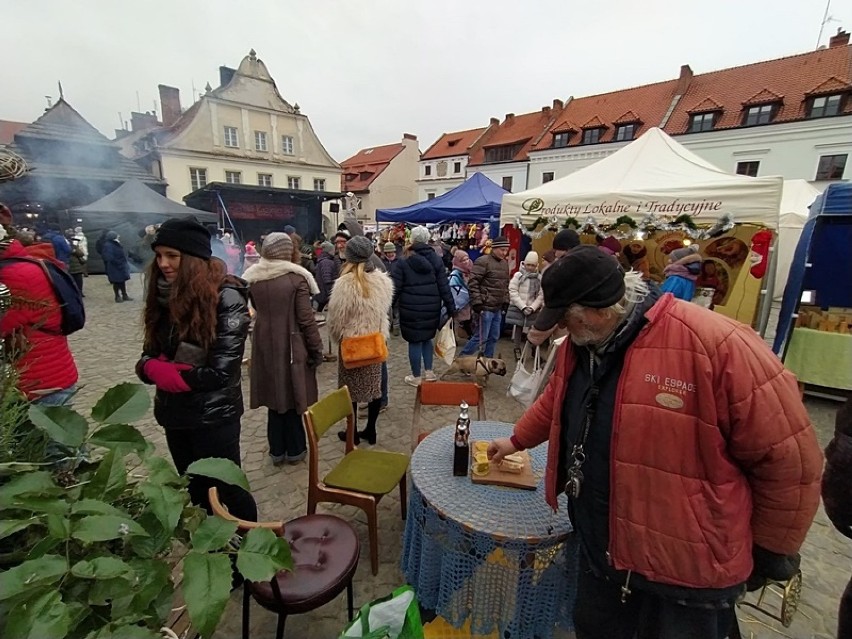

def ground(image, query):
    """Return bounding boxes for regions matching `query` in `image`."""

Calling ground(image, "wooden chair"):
[412,381,486,448]
[303,386,409,575]
[208,487,360,639]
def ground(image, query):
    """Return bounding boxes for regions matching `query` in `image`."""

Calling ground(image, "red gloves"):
[143,357,192,393]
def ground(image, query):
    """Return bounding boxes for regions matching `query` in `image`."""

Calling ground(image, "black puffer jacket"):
[136,278,250,430]
[392,243,454,343]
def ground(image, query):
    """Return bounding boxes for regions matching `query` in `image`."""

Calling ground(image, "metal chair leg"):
[275,613,287,639]
[242,583,251,639]
[347,579,355,621]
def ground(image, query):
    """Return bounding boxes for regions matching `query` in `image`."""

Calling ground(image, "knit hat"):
[491,236,510,249]
[670,244,699,261]
[383,241,396,253]
[283,225,296,235]
[410,226,430,245]
[345,236,373,264]
[151,217,212,260]
[523,251,539,266]
[452,250,472,275]
[597,236,622,255]
[553,228,580,251]
[260,232,293,261]
[534,245,626,331]
[321,241,335,254]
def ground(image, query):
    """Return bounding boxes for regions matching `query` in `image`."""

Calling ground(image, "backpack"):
[449,270,470,310]
[0,256,86,335]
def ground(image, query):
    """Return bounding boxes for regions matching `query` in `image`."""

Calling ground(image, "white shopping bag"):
[507,342,544,408]
[434,319,456,366]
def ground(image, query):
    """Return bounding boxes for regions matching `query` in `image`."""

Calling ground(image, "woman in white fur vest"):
[326,236,394,445]
[242,232,323,465]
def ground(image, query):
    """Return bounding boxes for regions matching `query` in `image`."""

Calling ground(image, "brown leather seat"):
[249,514,360,614]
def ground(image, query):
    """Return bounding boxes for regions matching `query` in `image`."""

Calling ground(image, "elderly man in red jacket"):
[488,245,822,639]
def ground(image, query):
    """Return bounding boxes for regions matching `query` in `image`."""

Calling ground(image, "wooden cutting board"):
[469,441,538,490]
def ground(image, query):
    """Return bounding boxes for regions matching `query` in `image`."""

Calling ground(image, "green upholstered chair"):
[303,386,409,575]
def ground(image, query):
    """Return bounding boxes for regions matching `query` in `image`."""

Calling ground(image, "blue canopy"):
[774,182,852,354]
[376,173,508,223]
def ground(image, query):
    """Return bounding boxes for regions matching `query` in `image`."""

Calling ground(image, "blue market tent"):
[773,181,852,355]
[376,173,508,223]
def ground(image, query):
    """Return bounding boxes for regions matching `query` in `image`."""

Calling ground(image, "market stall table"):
[401,421,576,639]
[784,328,852,390]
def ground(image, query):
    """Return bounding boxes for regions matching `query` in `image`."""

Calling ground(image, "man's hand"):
[487,437,517,464]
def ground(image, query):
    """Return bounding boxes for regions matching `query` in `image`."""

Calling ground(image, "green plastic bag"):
[339,585,423,639]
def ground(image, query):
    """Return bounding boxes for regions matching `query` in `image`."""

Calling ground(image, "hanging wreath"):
[673,214,697,229]
[615,215,637,229]
[561,216,580,230]
[525,216,548,232]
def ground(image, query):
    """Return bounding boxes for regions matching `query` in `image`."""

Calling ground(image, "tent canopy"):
[773,182,852,354]
[74,178,211,217]
[500,127,783,229]
[377,172,508,223]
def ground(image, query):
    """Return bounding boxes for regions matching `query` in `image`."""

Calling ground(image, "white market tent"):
[776,180,822,301]
[500,127,783,229]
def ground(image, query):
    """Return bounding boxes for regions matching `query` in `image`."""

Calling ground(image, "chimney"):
[219,66,236,87]
[675,64,693,95]
[130,111,159,132]
[403,133,417,141]
[552,98,564,111]
[505,113,515,122]
[158,85,182,127]
[542,105,551,115]
[830,28,850,48]
[489,117,499,127]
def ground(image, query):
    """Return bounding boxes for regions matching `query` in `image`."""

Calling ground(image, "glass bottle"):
[453,401,470,477]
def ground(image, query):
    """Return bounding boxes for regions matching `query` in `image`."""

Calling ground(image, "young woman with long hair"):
[135,217,257,520]
[326,236,393,445]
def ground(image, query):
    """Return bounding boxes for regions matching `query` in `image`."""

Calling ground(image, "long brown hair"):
[143,254,227,352]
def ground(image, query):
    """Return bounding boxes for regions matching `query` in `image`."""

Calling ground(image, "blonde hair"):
[340,261,371,297]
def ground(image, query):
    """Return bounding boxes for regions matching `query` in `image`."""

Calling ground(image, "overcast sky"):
[3,0,849,161]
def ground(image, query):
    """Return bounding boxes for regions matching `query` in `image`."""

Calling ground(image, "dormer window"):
[688,112,717,133]
[581,128,604,145]
[742,103,777,126]
[484,143,524,163]
[552,132,571,148]
[614,123,637,142]
[808,94,844,118]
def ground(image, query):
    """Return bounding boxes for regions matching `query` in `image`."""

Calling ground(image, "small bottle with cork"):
[453,400,471,477]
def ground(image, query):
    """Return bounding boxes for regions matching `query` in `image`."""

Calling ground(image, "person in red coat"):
[0,231,78,405]
[488,245,823,639]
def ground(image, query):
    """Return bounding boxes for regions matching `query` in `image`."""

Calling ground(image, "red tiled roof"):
[686,97,724,113]
[742,88,784,106]
[806,75,852,96]
[666,43,852,133]
[0,119,27,146]
[340,142,405,192]
[469,108,561,165]
[422,126,488,160]
[614,110,641,124]
[532,80,679,150]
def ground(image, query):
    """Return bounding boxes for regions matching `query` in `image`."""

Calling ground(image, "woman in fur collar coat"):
[243,233,323,465]
[326,236,394,445]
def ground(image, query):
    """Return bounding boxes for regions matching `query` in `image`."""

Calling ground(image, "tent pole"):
[756,235,779,337]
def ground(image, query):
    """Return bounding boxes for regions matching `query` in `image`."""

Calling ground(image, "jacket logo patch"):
[655,392,684,410]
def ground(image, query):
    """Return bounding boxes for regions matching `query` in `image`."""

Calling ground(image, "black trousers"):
[112,282,128,298]
[266,408,306,458]
[574,555,736,639]
[839,574,852,639]
[71,272,84,294]
[165,421,257,522]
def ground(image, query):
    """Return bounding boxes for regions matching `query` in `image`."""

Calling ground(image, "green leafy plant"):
[0,383,291,639]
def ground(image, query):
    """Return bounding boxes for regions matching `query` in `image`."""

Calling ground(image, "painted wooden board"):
[469,442,537,490]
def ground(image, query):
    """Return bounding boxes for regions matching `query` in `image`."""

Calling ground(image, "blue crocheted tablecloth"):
[401,421,577,639]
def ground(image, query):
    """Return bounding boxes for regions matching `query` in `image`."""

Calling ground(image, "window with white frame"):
[254,131,268,151]
[742,103,776,126]
[224,126,239,147]
[816,154,848,180]
[453,161,462,174]
[807,94,843,118]
[225,171,241,184]
[281,135,294,155]
[288,176,301,189]
[735,161,760,177]
[688,112,717,133]
[189,167,207,191]
[615,123,637,142]
[424,165,432,176]
[542,171,555,183]
[258,173,273,187]
[313,178,326,191]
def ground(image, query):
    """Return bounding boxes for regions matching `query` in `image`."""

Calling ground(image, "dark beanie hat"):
[345,236,373,264]
[491,236,510,249]
[151,217,212,260]
[553,228,580,251]
[534,245,625,331]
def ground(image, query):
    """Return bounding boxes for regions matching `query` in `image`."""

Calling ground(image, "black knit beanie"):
[151,217,212,260]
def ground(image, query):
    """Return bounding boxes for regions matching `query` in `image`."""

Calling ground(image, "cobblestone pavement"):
[67,275,849,639]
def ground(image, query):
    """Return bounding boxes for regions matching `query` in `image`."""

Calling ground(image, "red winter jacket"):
[513,293,822,589]
[0,240,78,399]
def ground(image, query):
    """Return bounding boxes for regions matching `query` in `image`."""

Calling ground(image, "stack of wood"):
[795,306,852,334]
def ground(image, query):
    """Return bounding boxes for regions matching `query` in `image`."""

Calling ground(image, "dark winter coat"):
[136,278,250,430]
[823,399,852,540]
[315,252,339,307]
[43,230,71,266]
[68,241,86,275]
[101,239,131,283]
[391,242,454,343]
[468,252,510,312]
[246,266,323,414]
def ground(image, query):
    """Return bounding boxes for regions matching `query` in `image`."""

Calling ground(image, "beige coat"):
[243,259,323,413]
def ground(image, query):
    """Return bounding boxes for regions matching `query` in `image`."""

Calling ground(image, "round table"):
[401,421,576,639]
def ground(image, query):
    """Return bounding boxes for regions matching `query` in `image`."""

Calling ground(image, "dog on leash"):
[440,354,508,386]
